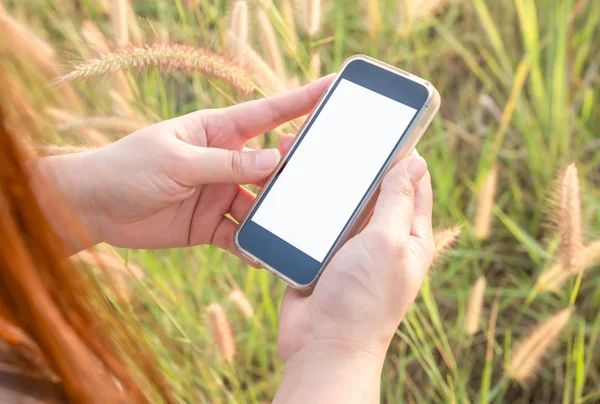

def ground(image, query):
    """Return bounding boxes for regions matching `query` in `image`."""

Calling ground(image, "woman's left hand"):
[38,76,332,254]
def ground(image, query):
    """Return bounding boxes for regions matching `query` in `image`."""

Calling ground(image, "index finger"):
[181,75,335,145]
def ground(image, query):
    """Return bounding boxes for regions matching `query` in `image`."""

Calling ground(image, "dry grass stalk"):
[229,1,249,48]
[0,11,82,111]
[433,225,462,260]
[1,76,44,142]
[71,250,144,279]
[109,89,135,117]
[464,276,486,336]
[57,116,147,134]
[58,43,256,94]
[304,0,321,36]
[82,20,111,54]
[287,75,301,89]
[485,292,500,367]
[257,9,286,80]
[37,144,93,157]
[112,0,129,48]
[506,308,572,385]
[228,289,254,318]
[207,303,236,362]
[535,239,600,292]
[227,34,287,96]
[281,0,298,56]
[46,108,111,146]
[557,163,583,273]
[92,0,112,14]
[473,165,498,240]
[71,250,144,302]
[0,11,55,67]
[310,51,321,80]
[366,0,381,39]
[126,0,142,44]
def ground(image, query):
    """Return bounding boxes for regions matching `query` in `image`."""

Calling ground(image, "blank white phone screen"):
[251,79,417,262]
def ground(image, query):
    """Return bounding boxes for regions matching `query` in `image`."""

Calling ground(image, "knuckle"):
[382,171,414,202]
[393,182,415,202]
[226,150,244,179]
[364,227,408,259]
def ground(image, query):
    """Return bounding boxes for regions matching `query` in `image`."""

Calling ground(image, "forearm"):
[31,152,101,254]
[273,343,384,404]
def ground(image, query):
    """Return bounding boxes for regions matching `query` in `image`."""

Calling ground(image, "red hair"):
[0,73,173,403]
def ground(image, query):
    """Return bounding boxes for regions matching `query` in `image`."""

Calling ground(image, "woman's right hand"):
[274,152,434,403]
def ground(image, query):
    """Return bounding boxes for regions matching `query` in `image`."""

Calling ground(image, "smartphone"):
[234,55,440,294]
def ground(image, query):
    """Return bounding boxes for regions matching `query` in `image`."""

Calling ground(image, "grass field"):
[1,0,600,402]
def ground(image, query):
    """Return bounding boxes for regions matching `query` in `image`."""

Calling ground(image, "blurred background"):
[1,0,599,402]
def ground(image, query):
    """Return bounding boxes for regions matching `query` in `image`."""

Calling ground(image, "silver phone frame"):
[233,54,441,295]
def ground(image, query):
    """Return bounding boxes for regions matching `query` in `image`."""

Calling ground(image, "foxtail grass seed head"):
[304,0,321,36]
[433,225,462,260]
[582,239,600,268]
[207,303,236,363]
[557,163,583,273]
[535,239,600,292]
[464,276,486,336]
[82,20,133,100]
[535,262,569,293]
[506,308,572,385]
[473,165,498,240]
[112,0,129,48]
[401,0,451,23]
[228,289,254,318]
[58,43,255,94]
[227,34,287,96]
[230,1,249,47]
[257,9,285,80]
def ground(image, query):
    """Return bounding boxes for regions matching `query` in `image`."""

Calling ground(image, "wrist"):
[33,151,103,252]
[274,341,385,404]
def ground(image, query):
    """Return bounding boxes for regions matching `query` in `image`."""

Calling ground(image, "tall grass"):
[1,0,599,402]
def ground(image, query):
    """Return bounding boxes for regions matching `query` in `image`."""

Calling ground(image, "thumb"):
[368,153,428,236]
[181,147,280,185]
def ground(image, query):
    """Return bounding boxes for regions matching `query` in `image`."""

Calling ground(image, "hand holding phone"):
[274,152,434,403]
[235,55,440,293]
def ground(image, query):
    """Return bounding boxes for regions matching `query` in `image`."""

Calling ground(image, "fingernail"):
[406,156,427,183]
[255,149,280,170]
